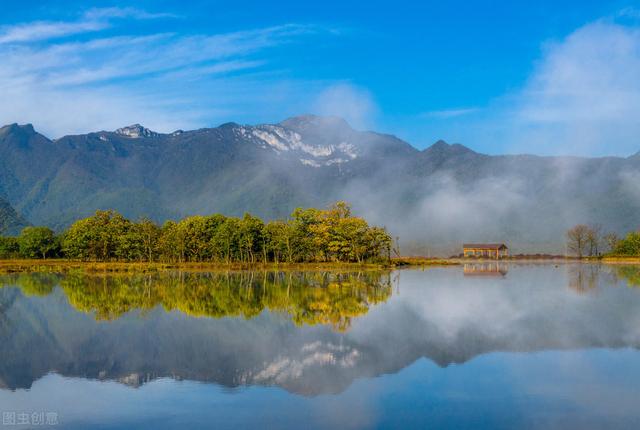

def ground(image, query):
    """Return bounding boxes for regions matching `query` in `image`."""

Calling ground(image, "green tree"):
[0,236,20,258]
[158,220,185,262]
[18,226,58,259]
[365,226,392,262]
[290,207,322,261]
[136,218,161,262]
[612,232,640,256]
[210,217,241,263]
[264,221,294,263]
[116,223,145,261]
[238,213,265,263]
[178,216,210,261]
[62,210,131,261]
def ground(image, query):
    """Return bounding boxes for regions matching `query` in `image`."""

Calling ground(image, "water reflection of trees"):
[568,265,601,294]
[0,272,392,331]
[614,266,640,288]
[568,264,640,293]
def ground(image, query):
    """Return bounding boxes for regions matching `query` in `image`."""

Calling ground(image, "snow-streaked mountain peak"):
[235,123,358,167]
[115,124,159,138]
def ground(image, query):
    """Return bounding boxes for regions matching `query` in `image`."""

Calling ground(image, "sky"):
[1,0,640,156]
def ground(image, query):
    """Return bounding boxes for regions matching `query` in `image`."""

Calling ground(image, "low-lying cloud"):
[311,84,378,130]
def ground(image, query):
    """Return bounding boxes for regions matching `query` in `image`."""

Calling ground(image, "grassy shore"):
[600,256,640,264]
[0,257,463,274]
[0,257,459,274]
[0,259,394,274]
[390,257,460,266]
[2,256,637,275]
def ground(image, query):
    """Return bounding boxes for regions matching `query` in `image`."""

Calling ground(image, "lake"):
[1,264,640,429]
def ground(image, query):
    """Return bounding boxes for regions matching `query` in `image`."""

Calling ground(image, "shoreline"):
[0,256,638,275]
[0,258,452,274]
[0,259,393,274]
[600,257,640,265]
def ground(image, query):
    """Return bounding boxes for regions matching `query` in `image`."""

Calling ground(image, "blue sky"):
[1,0,640,156]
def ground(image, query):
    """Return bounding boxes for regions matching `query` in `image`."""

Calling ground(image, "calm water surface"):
[1,264,640,429]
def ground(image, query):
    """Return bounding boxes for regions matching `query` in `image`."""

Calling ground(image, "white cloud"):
[617,7,640,19]
[311,83,378,129]
[505,20,640,155]
[82,7,179,21]
[0,7,176,45]
[0,20,108,44]
[0,7,324,137]
[420,108,479,119]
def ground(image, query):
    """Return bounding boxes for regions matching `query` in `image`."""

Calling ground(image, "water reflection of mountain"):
[1,265,640,396]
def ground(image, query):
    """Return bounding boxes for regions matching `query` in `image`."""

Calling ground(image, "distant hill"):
[1,116,639,252]
[0,196,29,235]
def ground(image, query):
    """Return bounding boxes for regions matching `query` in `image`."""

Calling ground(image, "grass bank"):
[0,258,465,274]
[391,257,460,266]
[0,259,390,274]
[600,256,640,264]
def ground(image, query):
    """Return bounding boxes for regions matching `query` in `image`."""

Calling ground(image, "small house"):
[463,243,509,259]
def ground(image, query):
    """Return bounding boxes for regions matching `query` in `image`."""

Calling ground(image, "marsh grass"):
[0,259,402,274]
[391,257,460,266]
[601,256,640,264]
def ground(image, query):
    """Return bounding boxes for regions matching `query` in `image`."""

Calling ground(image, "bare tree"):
[392,236,401,258]
[567,224,590,258]
[603,232,620,254]
[585,224,602,256]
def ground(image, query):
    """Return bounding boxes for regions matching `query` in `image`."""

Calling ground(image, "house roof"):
[463,243,508,250]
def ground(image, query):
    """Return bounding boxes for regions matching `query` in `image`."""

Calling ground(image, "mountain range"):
[1,115,639,252]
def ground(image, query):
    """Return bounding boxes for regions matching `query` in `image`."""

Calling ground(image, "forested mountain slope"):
[0,196,29,235]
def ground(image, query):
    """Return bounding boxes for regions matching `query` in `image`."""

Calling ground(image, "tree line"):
[0,202,392,263]
[566,224,640,257]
